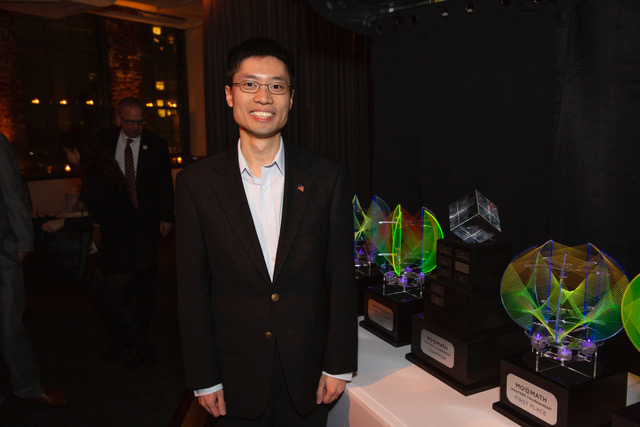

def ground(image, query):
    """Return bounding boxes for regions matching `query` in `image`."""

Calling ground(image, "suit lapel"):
[136,132,149,178]
[273,145,312,283]
[211,148,272,284]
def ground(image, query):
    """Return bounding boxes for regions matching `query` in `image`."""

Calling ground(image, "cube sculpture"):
[449,190,500,244]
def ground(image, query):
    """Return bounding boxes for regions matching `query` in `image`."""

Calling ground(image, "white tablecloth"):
[327,319,640,427]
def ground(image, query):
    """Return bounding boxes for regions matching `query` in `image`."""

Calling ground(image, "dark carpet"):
[0,231,187,426]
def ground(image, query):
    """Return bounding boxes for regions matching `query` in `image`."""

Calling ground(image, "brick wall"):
[106,18,143,125]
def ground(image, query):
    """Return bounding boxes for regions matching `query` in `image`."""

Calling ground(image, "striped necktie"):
[125,138,138,208]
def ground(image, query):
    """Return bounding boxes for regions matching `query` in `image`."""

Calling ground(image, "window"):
[139,24,187,158]
[15,13,106,176]
[13,13,187,176]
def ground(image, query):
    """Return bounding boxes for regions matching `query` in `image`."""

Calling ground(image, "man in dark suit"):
[0,133,68,406]
[176,38,358,425]
[99,98,175,354]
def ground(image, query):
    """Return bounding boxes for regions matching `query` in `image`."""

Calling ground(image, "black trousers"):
[214,348,329,427]
[0,262,42,399]
[91,268,148,351]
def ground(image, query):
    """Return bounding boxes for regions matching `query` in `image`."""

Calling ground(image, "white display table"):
[328,320,640,427]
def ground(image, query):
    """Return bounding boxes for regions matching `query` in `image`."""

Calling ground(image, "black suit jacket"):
[99,128,175,261]
[176,143,358,417]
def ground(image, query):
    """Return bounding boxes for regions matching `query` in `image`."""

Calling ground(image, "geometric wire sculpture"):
[622,274,640,353]
[500,240,629,374]
[353,195,391,267]
[353,195,443,289]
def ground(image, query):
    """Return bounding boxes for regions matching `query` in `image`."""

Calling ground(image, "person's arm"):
[175,170,223,414]
[0,135,34,255]
[318,163,358,403]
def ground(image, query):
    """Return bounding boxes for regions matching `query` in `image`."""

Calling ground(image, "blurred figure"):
[0,132,68,407]
[42,128,156,367]
[98,97,174,343]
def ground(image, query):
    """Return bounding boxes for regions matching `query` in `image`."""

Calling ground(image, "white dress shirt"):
[238,139,285,281]
[115,131,141,175]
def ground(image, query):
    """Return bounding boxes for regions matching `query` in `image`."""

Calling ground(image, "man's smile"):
[251,111,275,119]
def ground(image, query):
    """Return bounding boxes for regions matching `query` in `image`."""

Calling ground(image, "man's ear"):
[225,86,234,108]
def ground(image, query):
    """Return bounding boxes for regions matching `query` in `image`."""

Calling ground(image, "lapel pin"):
[142,145,148,150]
[297,184,304,192]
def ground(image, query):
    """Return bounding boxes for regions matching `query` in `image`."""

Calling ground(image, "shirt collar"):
[237,138,285,178]
[119,130,140,145]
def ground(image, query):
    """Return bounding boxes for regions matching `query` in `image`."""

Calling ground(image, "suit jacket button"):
[265,331,273,339]
[271,293,280,302]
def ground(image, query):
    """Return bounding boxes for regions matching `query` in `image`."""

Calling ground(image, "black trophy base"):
[360,284,424,347]
[612,401,640,427]
[424,275,512,336]
[406,314,528,395]
[493,351,628,427]
[435,238,512,290]
[355,264,383,316]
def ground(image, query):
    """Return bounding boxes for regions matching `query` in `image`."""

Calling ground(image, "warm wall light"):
[152,26,162,36]
[59,99,68,105]
[31,98,40,104]
[146,102,154,108]
[65,164,71,172]
[155,81,165,91]
[156,99,164,107]
[86,100,94,105]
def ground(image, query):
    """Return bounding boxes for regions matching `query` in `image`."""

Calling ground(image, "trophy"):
[612,274,640,425]
[359,202,443,346]
[406,190,525,395]
[493,241,630,426]
[449,189,500,243]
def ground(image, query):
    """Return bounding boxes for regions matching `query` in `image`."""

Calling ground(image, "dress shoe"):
[36,386,69,407]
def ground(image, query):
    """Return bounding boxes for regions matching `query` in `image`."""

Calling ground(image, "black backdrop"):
[371,0,640,277]
[202,0,640,276]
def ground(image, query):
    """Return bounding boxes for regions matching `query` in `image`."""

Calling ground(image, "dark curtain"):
[372,0,557,257]
[202,0,372,199]
[550,0,640,277]
[371,0,640,278]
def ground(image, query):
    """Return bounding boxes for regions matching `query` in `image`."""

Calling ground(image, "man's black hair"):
[226,37,295,88]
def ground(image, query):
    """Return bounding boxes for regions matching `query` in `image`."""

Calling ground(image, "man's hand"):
[197,389,227,417]
[316,374,347,405]
[159,221,173,237]
[41,219,64,233]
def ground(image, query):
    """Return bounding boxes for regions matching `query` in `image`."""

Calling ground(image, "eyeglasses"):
[120,116,146,126]
[232,80,291,95]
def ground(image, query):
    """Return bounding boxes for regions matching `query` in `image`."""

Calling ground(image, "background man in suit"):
[0,133,68,406]
[176,38,358,425]
[99,98,175,358]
